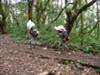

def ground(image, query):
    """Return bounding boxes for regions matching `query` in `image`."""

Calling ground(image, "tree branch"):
[51,3,73,23]
[88,20,100,34]
[65,0,97,35]
[76,0,97,16]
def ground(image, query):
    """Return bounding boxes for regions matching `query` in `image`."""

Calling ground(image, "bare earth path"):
[0,35,100,75]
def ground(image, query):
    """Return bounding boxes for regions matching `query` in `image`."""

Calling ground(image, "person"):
[54,25,69,43]
[54,25,69,52]
[27,20,39,48]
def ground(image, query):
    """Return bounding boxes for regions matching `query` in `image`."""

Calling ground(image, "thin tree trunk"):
[80,13,84,47]
[35,1,41,27]
[96,2,99,39]
[0,18,6,34]
[35,0,49,28]
[28,0,34,20]
[0,0,6,34]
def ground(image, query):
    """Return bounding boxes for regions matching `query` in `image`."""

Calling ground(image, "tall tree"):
[35,0,49,27]
[0,0,9,34]
[27,0,34,20]
[65,0,97,36]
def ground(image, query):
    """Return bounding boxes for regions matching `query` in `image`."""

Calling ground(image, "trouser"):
[30,38,36,49]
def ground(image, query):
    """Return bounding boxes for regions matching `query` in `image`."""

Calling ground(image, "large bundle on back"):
[27,20,39,38]
[54,25,69,43]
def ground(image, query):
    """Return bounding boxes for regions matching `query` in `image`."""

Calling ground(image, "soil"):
[0,34,100,75]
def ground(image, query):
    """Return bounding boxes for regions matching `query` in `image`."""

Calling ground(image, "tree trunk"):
[96,2,99,39]
[35,1,42,27]
[35,0,49,28]
[64,0,97,36]
[28,0,34,20]
[0,18,6,34]
[0,7,6,33]
[0,25,6,34]
[80,13,84,47]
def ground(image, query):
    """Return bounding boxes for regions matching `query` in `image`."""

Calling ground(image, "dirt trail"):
[0,35,100,75]
[24,45,100,67]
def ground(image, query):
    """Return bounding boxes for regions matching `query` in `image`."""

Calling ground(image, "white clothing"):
[27,20,35,30]
[54,25,66,31]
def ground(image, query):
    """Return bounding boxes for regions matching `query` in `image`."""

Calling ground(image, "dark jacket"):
[58,30,69,43]
[30,27,38,38]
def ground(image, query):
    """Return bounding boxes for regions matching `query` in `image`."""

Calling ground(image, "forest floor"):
[0,34,100,75]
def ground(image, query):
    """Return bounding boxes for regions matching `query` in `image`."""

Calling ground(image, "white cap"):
[27,20,35,30]
[54,25,66,31]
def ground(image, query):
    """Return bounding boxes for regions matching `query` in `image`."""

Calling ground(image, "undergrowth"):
[6,21,100,54]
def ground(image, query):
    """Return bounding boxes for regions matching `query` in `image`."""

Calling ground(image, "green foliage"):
[7,17,29,43]
[4,0,100,54]
[36,26,61,48]
[69,31,80,48]
[62,60,72,64]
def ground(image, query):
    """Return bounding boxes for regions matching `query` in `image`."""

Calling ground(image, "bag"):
[30,30,38,38]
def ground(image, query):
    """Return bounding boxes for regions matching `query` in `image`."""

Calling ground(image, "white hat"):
[54,25,66,31]
[27,20,35,30]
